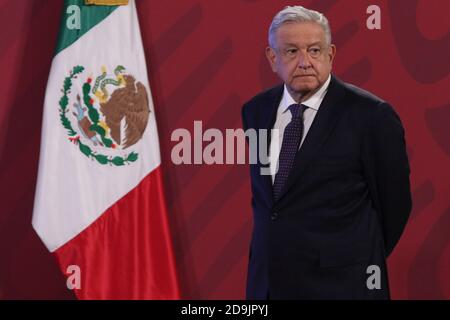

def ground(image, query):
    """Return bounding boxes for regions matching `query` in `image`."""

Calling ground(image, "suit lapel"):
[256,85,283,205]
[275,75,347,202]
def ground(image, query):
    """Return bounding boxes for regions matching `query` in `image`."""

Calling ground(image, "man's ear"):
[265,47,277,73]
[328,44,336,64]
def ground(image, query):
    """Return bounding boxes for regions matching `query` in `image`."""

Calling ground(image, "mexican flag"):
[32,0,180,299]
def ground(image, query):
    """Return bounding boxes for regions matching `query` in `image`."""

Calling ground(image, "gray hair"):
[268,6,332,48]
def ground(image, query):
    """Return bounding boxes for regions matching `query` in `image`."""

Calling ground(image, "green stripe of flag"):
[55,0,118,55]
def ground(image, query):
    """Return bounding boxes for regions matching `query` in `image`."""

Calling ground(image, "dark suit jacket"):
[241,75,412,299]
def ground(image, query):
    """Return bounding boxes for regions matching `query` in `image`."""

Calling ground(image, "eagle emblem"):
[58,65,150,166]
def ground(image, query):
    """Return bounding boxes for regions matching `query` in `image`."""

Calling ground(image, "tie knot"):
[288,104,307,119]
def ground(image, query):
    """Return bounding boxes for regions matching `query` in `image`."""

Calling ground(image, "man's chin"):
[290,85,317,96]
[291,79,319,91]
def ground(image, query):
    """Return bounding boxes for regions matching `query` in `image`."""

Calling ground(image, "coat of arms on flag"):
[60,65,150,166]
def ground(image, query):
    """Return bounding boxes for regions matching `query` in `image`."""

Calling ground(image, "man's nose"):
[297,52,312,69]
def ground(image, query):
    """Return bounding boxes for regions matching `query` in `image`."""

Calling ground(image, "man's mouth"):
[294,74,316,79]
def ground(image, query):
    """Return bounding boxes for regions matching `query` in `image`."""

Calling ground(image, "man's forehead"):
[279,41,323,48]
[276,22,326,42]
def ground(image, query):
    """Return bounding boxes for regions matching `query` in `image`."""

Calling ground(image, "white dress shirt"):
[269,74,331,183]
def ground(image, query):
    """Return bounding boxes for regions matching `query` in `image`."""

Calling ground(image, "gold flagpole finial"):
[85,0,129,5]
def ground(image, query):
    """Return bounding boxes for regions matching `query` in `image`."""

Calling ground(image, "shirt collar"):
[280,74,331,114]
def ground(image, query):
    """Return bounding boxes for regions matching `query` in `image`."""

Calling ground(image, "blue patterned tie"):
[273,104,307,200]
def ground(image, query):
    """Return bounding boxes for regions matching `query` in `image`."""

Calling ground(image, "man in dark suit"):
[241,6,412,299]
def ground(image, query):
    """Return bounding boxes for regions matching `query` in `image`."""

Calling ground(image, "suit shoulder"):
[337,80,404,134]
[242,85,283,114]
[342,81,386,107]
[338,80,399,119]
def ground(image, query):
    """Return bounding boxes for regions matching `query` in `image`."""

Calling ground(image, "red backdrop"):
[0,0,449,299]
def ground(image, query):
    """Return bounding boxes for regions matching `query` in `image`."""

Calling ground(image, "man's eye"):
[285,49,298,55]
[309,48,321,55]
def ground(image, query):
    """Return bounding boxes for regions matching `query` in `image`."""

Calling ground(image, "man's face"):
[266,21,336,101]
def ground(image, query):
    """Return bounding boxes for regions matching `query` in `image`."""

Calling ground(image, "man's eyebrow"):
[281,43,299,47]
[280,41,324,47]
